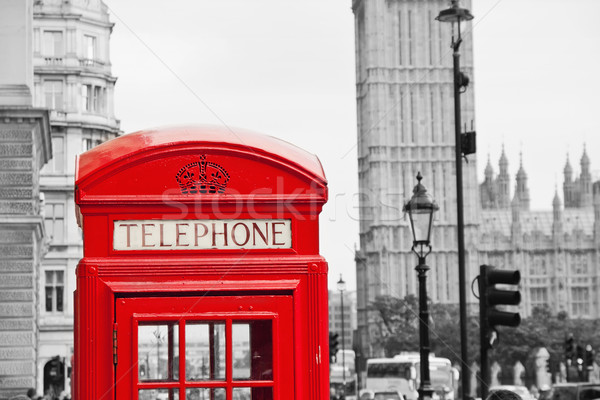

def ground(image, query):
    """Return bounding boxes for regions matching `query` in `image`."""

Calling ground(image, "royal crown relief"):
[176,155,230,194]
[112,155,292,251]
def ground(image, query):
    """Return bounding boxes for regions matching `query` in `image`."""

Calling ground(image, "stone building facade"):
[352,0,600,367]
[0,0,52,397]
[352,0,479,359]
[0,109,51,398]
[479,149,600,319]
[33,0,119,396]
[329,289,357,352]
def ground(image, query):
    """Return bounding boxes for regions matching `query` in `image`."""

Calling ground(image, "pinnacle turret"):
[484,155,494,179]
[564,155,573,181]
[514,153,530,211]
[581,145,590,171]
[553,187,562,209]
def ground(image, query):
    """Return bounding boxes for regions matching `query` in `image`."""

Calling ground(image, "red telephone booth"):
[73,125,329,400]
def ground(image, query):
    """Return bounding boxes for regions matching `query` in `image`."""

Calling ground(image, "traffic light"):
[329,332,339,364]
[478,265,521,349]
[585,345,594,368]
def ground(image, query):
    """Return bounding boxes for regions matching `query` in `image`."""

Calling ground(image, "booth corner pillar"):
[73,125,329,399]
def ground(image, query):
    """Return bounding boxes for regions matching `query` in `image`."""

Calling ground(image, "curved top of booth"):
[75,125,327,204]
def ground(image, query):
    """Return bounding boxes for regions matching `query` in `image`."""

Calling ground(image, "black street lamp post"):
[436,2,474,399]
[337,275,347,398]
[403,172,439,400]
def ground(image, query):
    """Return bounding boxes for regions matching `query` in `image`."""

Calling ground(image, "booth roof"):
[76,124,327,184]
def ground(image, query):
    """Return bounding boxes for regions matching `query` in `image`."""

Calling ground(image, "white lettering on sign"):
[113,219,292,250]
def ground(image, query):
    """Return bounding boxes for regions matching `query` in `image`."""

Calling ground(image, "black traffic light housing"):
[479,265,521,349]
[479,265,521,399]
[329,332,339,364]
[461,130,476,156]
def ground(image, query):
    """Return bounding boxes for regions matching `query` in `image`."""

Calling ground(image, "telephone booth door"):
[115,294,294,400]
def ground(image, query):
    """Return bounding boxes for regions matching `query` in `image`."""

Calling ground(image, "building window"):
[530,287,548,309]
[43,31,63,57]
[571,254,589,275]
[82,84,91,111]
[42,136,65,174]
[82,137,103,152]
[571,287,590,317]
[84,35,96,61]
[93,86,101,111]
[83,138,93,151]
[45,270,65,312]
[397,11,403,65]
[407,10,413,65]
[529,257,547,276]
[44,202,65,243]
[44,80,64,110]
[82,84,106,113]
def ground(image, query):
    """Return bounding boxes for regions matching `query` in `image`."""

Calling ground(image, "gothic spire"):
[581,144,590,172]
[564,154,573,180]
[514,152,530,210]
[485,154,494,179]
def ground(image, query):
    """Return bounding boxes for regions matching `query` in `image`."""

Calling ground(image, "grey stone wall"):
[0,111,51,398]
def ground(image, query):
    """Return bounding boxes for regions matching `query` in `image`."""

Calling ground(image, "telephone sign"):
[73,125,330,399]
[113,219,292,250]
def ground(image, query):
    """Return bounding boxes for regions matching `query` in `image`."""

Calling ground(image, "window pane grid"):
[44,270,64,312]
[137,317,274,399]
[44,202,66,243]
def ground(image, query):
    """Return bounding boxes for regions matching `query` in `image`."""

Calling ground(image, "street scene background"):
[104,0,600,291]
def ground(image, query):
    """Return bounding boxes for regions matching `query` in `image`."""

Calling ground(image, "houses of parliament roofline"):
[479,145,600,240]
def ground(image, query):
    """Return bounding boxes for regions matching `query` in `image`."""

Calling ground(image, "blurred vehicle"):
[366,352,458,400]
[550,383,600,400]
[373,391,404,400]
[489,385,536,400]
[360,389,406,400]
[359,389,375,399]
[330,363,357,400]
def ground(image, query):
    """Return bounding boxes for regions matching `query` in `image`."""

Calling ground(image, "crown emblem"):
[176,155,230,194]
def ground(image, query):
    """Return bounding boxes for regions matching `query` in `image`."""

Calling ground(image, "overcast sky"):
[103,0,600,291]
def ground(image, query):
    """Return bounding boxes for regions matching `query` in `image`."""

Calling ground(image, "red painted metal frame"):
[116,295,293,399]
[73,125,330,400]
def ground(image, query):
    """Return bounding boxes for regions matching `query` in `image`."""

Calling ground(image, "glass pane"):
[56,287,63,312]
[85,35,95,59]
[233,321,273,381]
[250,321,273,380]
[56,270,64,284]
[253,387,273,400]
[233,324,250,379]
[51,136,65,173]
[53,219,64,243]
[185,388,225,400]
[138,324,179,381]
[139,388,179,400]
[232,388,251,400]
[232,387,272,400]
[45,286,53,312]
[54,204,64,218]
[186,323,225,381]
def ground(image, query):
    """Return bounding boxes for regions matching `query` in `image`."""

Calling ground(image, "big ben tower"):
[352,0,479,359]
